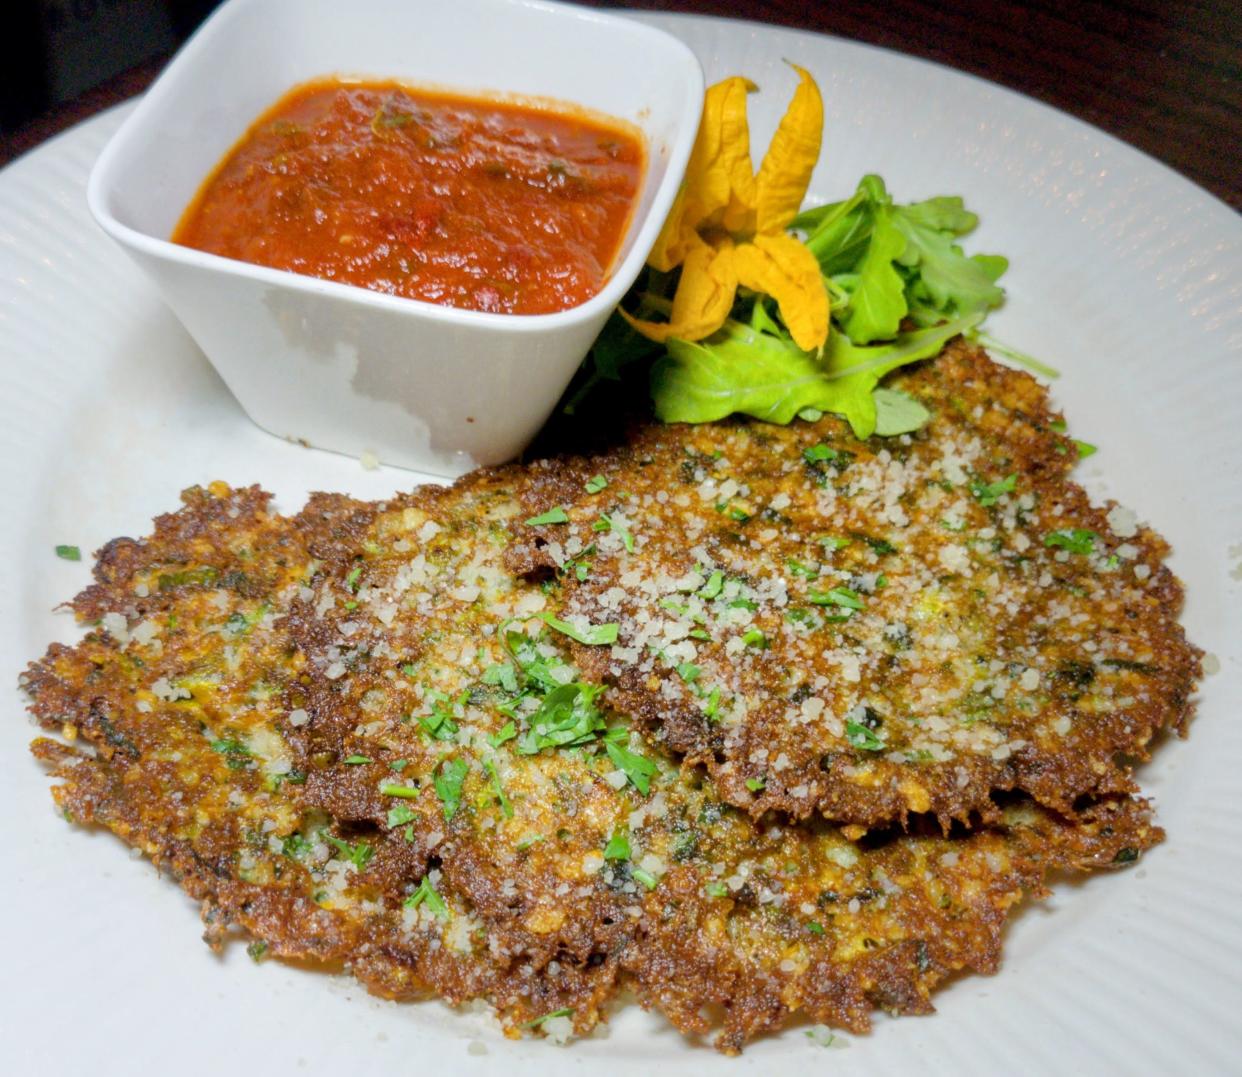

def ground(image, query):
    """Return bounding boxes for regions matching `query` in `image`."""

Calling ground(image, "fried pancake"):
[24,474,1162,1051]
[510,342,1201,827]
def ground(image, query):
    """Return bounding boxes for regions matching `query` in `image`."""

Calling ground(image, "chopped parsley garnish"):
[518,682,609,753]
[488,720,517,747]
[585,475,608,494]
[745,776,766,792]
[209,738,251,769]
[326,834,374,871]
[380,782,420,799]
[808,586,865,611]
[803,444,841,463]
[484,759,513,819]
[433,758,469,820]
[389,759,408,772]
[537,612,619,646]
[786,557,819,578]
[844,719,886,751]
[818,535,851,550]
[603,829,631,860]
[700,685,722,721]
[526,507,570,526]
[55,545,81,561]
[698,569,725,599]
[386,803,417,828]
[971,473,1016,507]
[1044,528,1099,555]
[604,731,657,795]
[741,626,768,648]
[705,881,729,898]
[482,661,519,693]
[415,692,462,741]
[593,513,635,552]
[405,875,449,920]
[345,565,362,591]
[246,941,268,962]
[632,867,659,890]
[1075,439,1098,459]
[676,662,701,684]
[342,754,372,765]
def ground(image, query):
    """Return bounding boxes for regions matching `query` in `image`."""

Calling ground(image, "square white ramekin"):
[87,0,702,476]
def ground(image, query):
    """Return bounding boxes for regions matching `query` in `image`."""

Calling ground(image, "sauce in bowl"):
[173,79,645,315]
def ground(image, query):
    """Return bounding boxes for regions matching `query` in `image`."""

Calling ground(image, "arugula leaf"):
[872,387,930,436]
[891,195,1007,323]
[840,206,908,343]
[433,758,469,820]
[652,315,978,438]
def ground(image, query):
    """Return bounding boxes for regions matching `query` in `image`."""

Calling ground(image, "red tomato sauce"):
[173,79,645,315]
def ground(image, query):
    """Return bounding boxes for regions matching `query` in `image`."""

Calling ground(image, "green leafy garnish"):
[386,803,417,828]
[488,720,517,747]
[971,473,1017,507]
[1044,528,1099,555]
[844,720,886,751]
[797,174,1007,333]
[653,315,979,438]
[518,683,608,754]
[433,758,469,820]
[526,507,569,526]
[872,387,931,436]
[592,513,635,552]
[405,875,449,920]
[55,545,81,561]
[484,759,513,819]
[603,829,631,860]
[808,587,865,611]
[632,867,659,890]
[745,776,766,792]
[537,612,619,646]
[585,475,608,494]
[604,732,657,795]
[326,834,374,871]
[380,782,420,799]
[342,754,372,765]
[698,569,725,599]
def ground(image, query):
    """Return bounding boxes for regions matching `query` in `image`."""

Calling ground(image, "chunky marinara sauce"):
[173,80,645,315]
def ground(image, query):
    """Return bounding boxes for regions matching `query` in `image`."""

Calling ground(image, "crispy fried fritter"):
[509,342,1200,827]
[23,468,1162,1051]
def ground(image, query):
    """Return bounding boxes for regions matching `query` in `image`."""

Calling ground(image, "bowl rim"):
[85,0,705,333]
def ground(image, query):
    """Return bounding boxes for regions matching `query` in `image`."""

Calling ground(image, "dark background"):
[2,0,1238,207]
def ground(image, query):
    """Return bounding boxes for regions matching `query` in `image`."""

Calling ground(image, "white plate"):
[3,13,1240,1075]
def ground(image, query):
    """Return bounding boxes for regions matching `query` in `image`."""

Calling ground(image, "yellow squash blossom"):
[623,66,829,352]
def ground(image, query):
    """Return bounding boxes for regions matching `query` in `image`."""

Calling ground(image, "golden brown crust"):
[504,342,1201,828]
[18,347,1189,1050]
